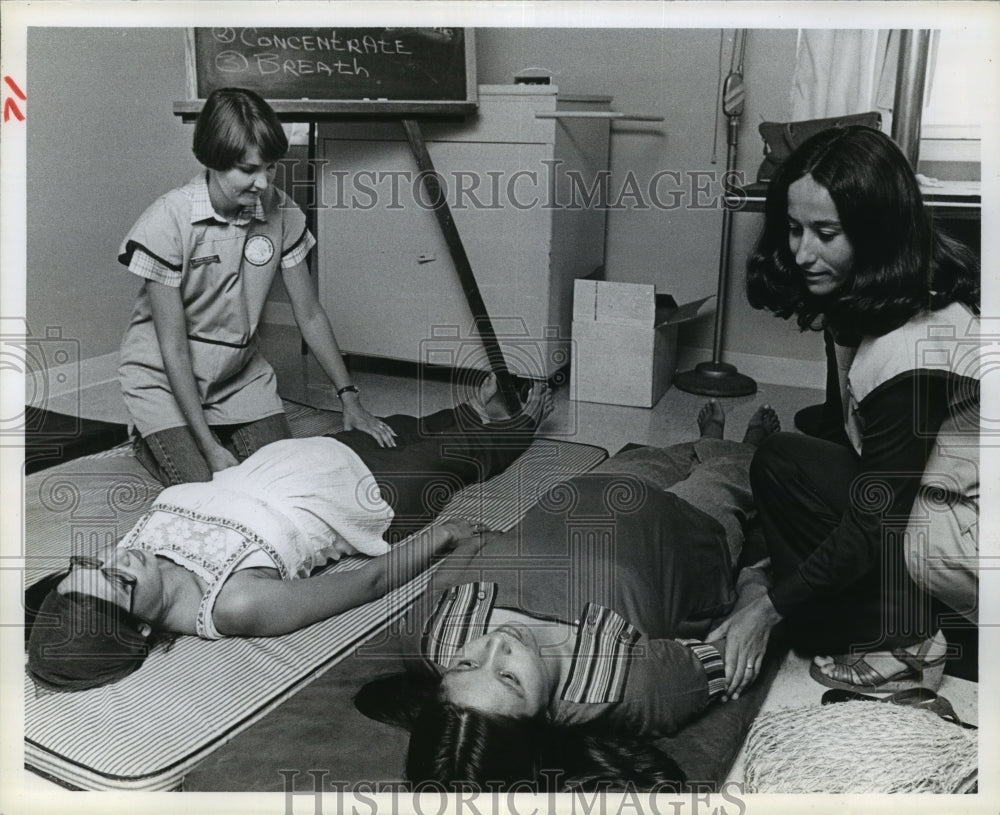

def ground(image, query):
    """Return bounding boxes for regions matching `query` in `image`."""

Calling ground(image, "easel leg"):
[402,118,522,416]
[301,121,317,358]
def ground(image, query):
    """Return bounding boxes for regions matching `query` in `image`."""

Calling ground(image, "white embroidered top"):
[118,437,394,638]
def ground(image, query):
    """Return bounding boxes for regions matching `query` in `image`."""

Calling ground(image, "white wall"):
[477,28,825,377]
[27,28,197,370]
[25,26,829,394]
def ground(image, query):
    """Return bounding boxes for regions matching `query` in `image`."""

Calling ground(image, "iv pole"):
[675,29,757,397]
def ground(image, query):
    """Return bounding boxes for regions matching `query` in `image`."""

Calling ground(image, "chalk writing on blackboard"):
[192,28,472,102]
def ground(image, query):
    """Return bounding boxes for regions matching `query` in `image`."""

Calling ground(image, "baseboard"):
[34,346,822,410]
[676,346,826,390]
[259,307,827,392]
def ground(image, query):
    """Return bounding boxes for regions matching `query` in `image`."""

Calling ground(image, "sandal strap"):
[829,654,891,688]
[891,633,945,674]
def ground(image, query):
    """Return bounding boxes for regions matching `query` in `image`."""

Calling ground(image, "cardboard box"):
[570,280,712,407]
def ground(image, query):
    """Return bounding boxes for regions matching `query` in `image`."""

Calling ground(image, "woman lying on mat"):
[719,126,981,697]
[355,402,781,792]
[25,376,552,693]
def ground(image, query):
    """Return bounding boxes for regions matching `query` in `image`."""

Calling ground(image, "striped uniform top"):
[406,469,737,737]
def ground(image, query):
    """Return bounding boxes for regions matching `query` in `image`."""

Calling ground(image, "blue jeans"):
[133,412,292,486]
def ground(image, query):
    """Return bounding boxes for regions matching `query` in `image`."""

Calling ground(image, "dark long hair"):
[745,126,979,339]
[356,676,685,792]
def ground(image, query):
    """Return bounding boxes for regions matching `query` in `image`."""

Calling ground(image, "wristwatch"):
[336,384,359,399]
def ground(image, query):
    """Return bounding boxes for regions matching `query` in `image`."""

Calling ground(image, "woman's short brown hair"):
[192,87,288,171]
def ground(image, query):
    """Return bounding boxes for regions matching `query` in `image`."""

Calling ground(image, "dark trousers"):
[335,405,535,544]
[750,432,937,654]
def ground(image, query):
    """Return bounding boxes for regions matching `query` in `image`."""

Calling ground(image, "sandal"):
[821,687,976,730]
[808,632,947,694]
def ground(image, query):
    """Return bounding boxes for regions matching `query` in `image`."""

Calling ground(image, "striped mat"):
[22,404,607,791]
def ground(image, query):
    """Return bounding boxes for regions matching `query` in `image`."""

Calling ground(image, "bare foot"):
[520,381,554,429]
[742,405,780,446]
[697,400,725,439]
[467,373,500,423]
[468,373,553,429]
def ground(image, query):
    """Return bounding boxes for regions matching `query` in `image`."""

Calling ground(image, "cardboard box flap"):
[654,294,715,327]
[573,280,656,325]
[574,280,714,328]
[597,282,656,325]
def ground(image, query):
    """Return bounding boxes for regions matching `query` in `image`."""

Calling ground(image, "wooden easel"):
[400,119,522,414]
[295,117,523,416]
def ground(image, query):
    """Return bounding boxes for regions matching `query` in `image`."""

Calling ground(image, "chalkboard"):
[177,27,477,119]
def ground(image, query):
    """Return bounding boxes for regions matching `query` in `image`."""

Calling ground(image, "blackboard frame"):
[175,27,478,121]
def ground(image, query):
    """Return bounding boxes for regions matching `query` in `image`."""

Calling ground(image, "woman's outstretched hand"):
[204,441,239,473]
[341,398,397,447]
[432,518,489,555]
[438,518,484,541]
[707,589,782,701]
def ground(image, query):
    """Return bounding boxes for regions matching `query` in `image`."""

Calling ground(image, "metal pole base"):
[674,361,757,397]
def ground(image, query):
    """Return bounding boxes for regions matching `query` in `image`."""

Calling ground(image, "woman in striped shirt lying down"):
[25,376,551,693]
[356,401,782,792]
